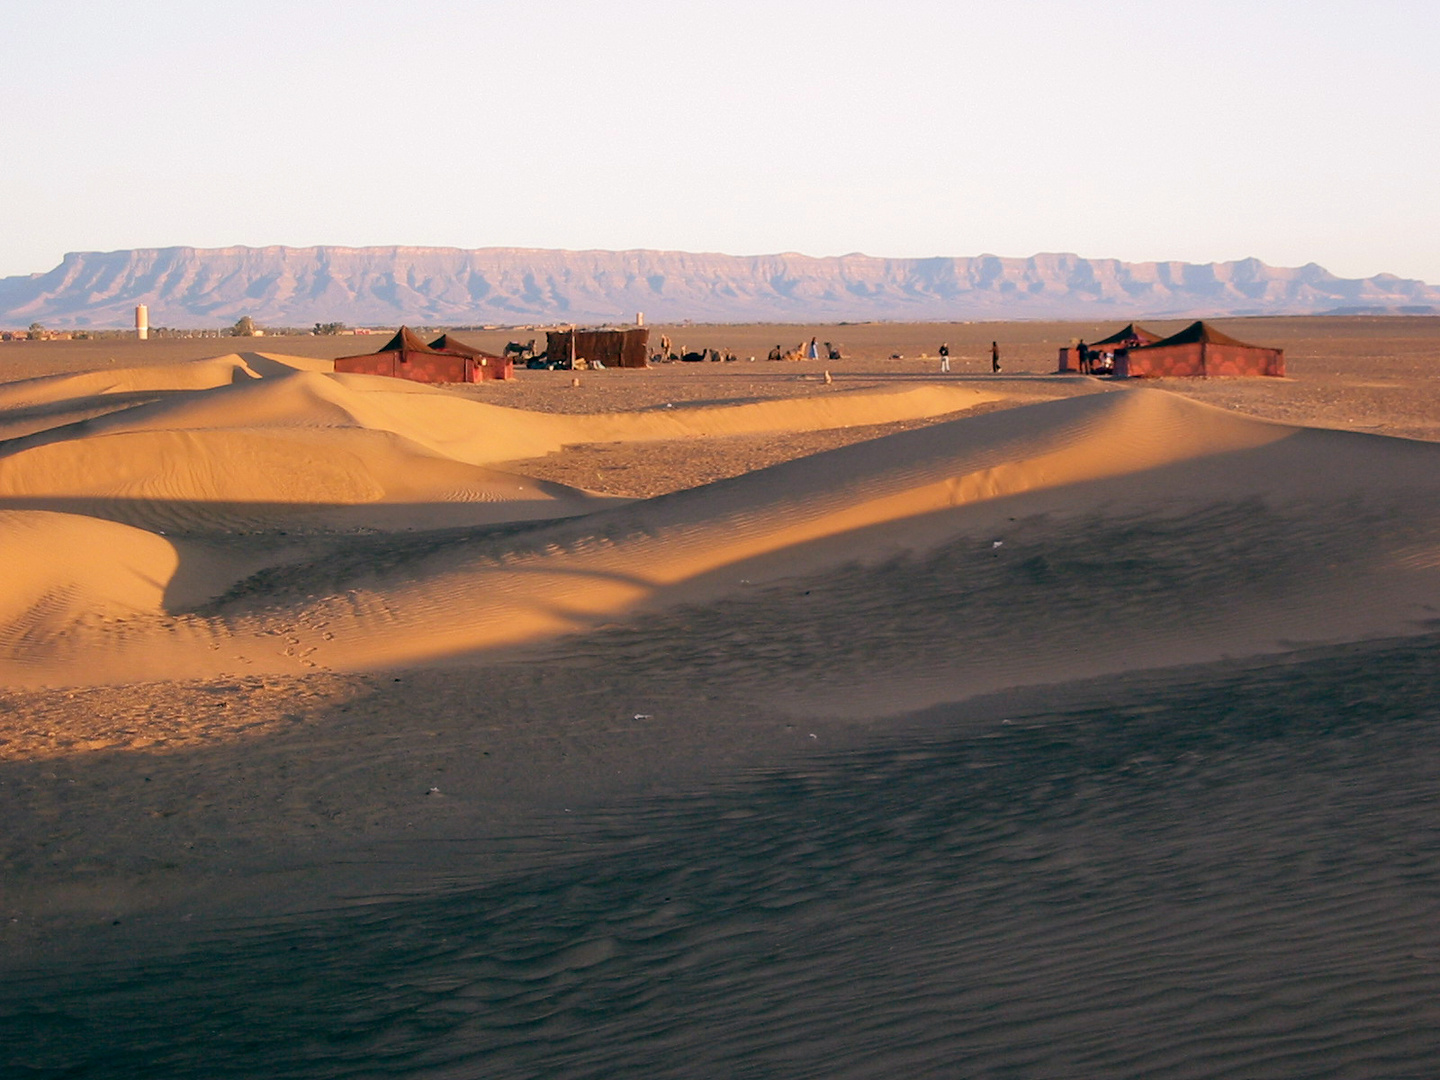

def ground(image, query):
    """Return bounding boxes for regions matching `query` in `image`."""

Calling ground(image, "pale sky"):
[2,0,1436,282]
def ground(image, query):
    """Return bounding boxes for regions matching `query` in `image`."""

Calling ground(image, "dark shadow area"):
[0,390,185,442]
[233,353,323,378]
[200,521,655,616]
[0,496,617,611]
[0,361,276,457]
[2,633,1439,1078]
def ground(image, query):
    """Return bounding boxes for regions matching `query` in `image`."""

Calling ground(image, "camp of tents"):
[336,320,1282,385]
[333,325,655,382]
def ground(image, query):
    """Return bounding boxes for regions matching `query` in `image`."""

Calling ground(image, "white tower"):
[135,304,149,341]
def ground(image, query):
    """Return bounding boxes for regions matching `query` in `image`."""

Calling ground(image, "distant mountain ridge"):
[2,245,1437,328]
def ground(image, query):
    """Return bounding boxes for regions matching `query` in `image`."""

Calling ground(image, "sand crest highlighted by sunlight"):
[0,352,1012,682]
[240,387,1312,676]
[2,367,1436,694]
[0,354,998,535]
[0,509,177,648]
[0,352,333,412]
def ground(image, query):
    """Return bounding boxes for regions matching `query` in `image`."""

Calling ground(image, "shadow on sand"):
[4,633,1440,1078]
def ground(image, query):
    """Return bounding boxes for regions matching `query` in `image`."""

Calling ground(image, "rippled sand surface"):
[6,635,1440,1078]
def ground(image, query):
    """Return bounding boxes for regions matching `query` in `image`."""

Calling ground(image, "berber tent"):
[1114,321,1285,378]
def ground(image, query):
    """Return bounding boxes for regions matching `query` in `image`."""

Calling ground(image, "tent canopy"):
[427,333,485,358]
[375,326,440,354]
[1091,323,1162,348]
[1138,321,1258,350]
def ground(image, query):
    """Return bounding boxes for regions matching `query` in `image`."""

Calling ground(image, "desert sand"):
[2,320,1439,1078]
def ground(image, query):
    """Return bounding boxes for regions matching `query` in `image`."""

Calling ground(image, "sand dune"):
[233,387,1439,707]
[0,354,996,538]
[1,369,1436,699]
[0,354,1011,683]
[0,351,331,414]
[0,510,177,646]
[1,353,998,462]
[292,389,1298,661]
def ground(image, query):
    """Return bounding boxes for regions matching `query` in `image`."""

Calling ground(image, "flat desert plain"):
[2,317,1439,1078]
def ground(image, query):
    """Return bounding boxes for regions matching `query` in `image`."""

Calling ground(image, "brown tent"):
[427,334,513,381]
[1058,323,1162,372]
[334,326,489,383]
[545,327,649,370]
[1114,321,1284,378]
[1093,323,1163,348]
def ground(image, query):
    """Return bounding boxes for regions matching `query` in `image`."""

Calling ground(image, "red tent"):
[334,327,500,383]
[1058,323,1162,372]
[1114,321,1284,378]
[428,334,513,381]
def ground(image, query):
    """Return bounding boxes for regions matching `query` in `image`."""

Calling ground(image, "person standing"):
[1075,339,1088,374]
[807,336,820,360]
[939,342,950,373]
[991,340,1001,373]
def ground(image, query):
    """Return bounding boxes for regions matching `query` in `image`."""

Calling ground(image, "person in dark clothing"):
[1076,339,1088,374]
[938,342,950,373]
[991,340,1001,373]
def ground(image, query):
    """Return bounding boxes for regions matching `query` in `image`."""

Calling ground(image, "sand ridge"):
[0,354,999,528]
[1,370,1436,702]
[0,352,1014,686]
[0,510,178,645]
[218,388,1440,713]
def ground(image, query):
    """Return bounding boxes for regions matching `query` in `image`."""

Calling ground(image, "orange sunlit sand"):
[1,339,1435,707]
[0,351,1008,686]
